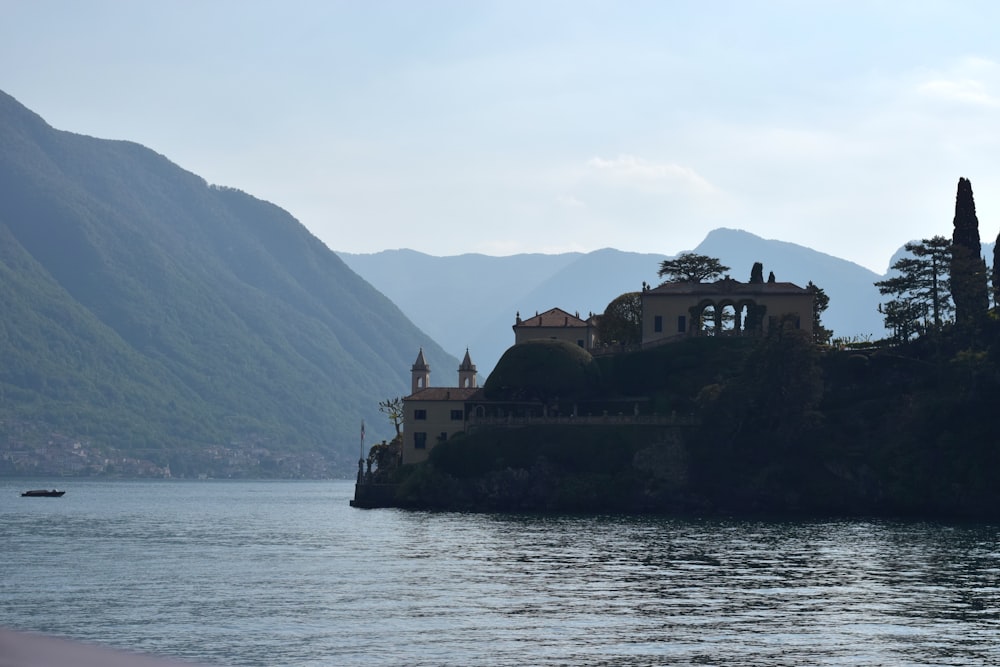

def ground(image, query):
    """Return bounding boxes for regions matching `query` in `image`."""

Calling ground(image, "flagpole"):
[356,419,366,485]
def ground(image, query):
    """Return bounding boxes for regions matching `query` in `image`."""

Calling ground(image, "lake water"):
[1,479,999,666]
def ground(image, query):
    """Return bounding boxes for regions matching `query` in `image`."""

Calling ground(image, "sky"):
[3,1,1000,274]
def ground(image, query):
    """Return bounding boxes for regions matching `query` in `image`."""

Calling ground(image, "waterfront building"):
[401,348,483,465]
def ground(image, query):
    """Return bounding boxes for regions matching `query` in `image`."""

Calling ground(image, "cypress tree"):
[950,177,989,324]
[806,281,833,344]
[993,230,1000,308]
[750,262,764,284]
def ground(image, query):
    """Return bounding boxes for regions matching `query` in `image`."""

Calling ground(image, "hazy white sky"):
[4,0,1000,273]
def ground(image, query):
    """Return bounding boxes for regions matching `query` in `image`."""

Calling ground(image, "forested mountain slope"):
[0,90,455,477]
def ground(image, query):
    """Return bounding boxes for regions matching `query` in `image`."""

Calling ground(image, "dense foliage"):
[395,424,689,512]
[807,281,832,344]
[483,339,603,402]
[596,291,642,345]
[394,324,1000,518]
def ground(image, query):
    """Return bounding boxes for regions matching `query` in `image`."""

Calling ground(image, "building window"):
[438,432,448,443]
[654,315,663,333]
[414,432,427,449]
[414,409,427,420]
[450,409,463,420]
[577,339,584,347]
[677,315,686,333]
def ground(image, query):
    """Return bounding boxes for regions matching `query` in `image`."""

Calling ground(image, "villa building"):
[398,276,814,463]
[513,307,598,350]
[401,348,483,465]
[641,277,814,346]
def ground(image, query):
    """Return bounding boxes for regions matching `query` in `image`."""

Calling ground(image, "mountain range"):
[340,230,891,374]
[2,87,986,477]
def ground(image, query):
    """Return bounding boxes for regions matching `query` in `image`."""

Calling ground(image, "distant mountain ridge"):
[340,230,888,373]
[0,89,456,476]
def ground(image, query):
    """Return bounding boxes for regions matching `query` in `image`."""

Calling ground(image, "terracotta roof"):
[646,278,810,296]
[515,307,589,328]
[405,387,484,402]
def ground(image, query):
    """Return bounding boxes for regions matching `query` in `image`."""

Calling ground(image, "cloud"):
[584,155,717,195]
[917,79,1000,107]
[915,57,1000,107]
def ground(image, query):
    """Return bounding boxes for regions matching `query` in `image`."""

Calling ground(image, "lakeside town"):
[0,422,338,479]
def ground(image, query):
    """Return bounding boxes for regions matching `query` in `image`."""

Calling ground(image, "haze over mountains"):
[1,87,982,477]
[341,230,892,374]
[0,89,455,476]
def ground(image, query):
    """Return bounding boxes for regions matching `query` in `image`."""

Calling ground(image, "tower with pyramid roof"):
[411,348,430,394]
[402,347,485,465]
[458,349,477,389]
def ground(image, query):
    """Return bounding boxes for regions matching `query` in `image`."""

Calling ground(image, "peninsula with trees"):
[356,178,1000,519]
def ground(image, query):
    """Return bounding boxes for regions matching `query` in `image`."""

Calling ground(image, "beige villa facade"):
[513,307,598,350]
[401,348,483,465]
[640,277,814,346]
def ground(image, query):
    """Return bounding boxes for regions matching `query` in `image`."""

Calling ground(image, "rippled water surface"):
[2,479,999,666]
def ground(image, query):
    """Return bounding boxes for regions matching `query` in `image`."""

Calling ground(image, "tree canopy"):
[484,340,602,402]
[657,253,730,283]
[875,237,953,342]
[378,397,404,437]
[598,292,642,345]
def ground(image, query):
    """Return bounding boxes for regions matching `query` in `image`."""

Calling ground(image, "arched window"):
[698,303,718,336]
[719,303,737,334]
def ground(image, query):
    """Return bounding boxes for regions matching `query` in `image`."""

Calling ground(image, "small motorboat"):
[21,489,65,497]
